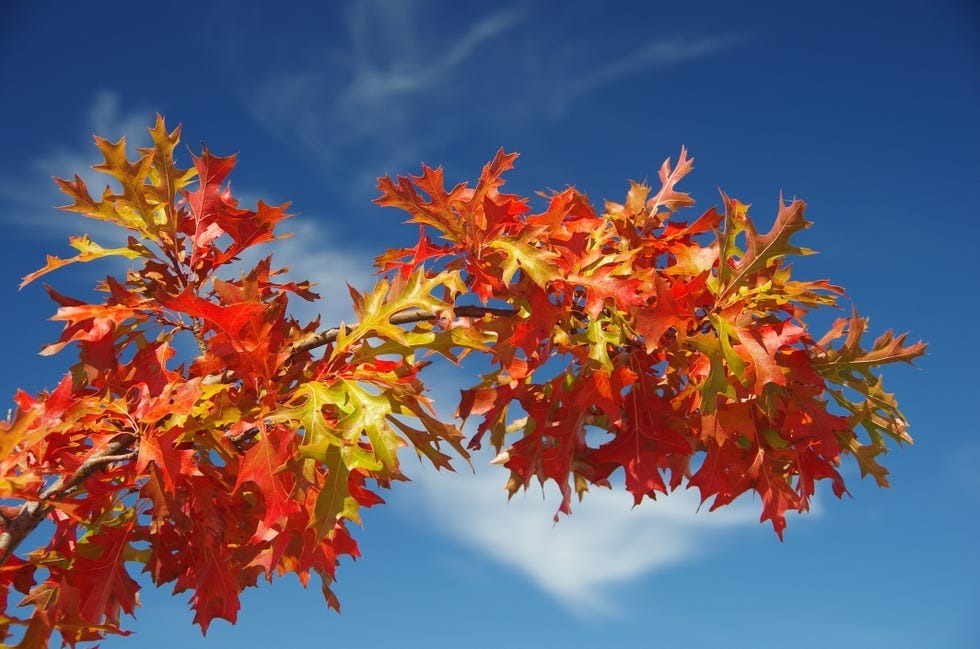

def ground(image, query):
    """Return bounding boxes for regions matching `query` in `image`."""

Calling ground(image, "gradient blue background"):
[1,1,977,647]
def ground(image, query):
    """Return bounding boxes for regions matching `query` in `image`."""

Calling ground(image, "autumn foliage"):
[0,117,924,646]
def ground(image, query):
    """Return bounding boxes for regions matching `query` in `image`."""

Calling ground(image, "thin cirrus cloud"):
[236,2,528,200]
[566,33,748,103]
[231,1,744,201]
[334,3,527,118]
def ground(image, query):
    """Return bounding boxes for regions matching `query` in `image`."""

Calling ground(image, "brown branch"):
[0,434,137,565]
[203,304,519,385]
[289,305,518,355]
[0,304,519,566]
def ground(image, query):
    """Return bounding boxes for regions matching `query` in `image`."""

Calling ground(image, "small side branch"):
[289,304,518,355]
[204,303,519,385]
[0,434,136,565]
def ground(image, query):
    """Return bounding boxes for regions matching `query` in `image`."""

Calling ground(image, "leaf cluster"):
[0,119,924,646]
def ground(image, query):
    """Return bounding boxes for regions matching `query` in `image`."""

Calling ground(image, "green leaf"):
[338,380,404,472]
[273,382,345,460]
[691,331,737,414]
[488,237,559,288]
[717,194,813,303]
[315,446,360,532]
[710,314,747,378]
[334,269,464,357]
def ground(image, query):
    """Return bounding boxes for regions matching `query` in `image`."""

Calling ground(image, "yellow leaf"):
[20,236,142,288]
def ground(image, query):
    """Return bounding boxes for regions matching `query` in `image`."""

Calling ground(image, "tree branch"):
[203,304,519,385]
[0,434,137,565]
[289,304,518,355]
[290,306,517,355]
[0,304,518,566]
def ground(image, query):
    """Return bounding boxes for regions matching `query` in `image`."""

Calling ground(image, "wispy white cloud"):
[229,2,744,198]
[407,457,762,616]
[34,90,154,196]
[236,1,527,200]
[567,34,748,102]
[0,90,154,244]
[335,3,525,119]
[84,91,154,149]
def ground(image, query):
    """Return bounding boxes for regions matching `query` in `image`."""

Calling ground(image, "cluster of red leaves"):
[377,148,925,530]
[0,118,468,647]
[0,118,923,647]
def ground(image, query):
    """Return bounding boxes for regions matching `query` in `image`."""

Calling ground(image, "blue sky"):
[1,1,978,647]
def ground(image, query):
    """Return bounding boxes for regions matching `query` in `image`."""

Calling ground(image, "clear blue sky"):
[1,1,977,647]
